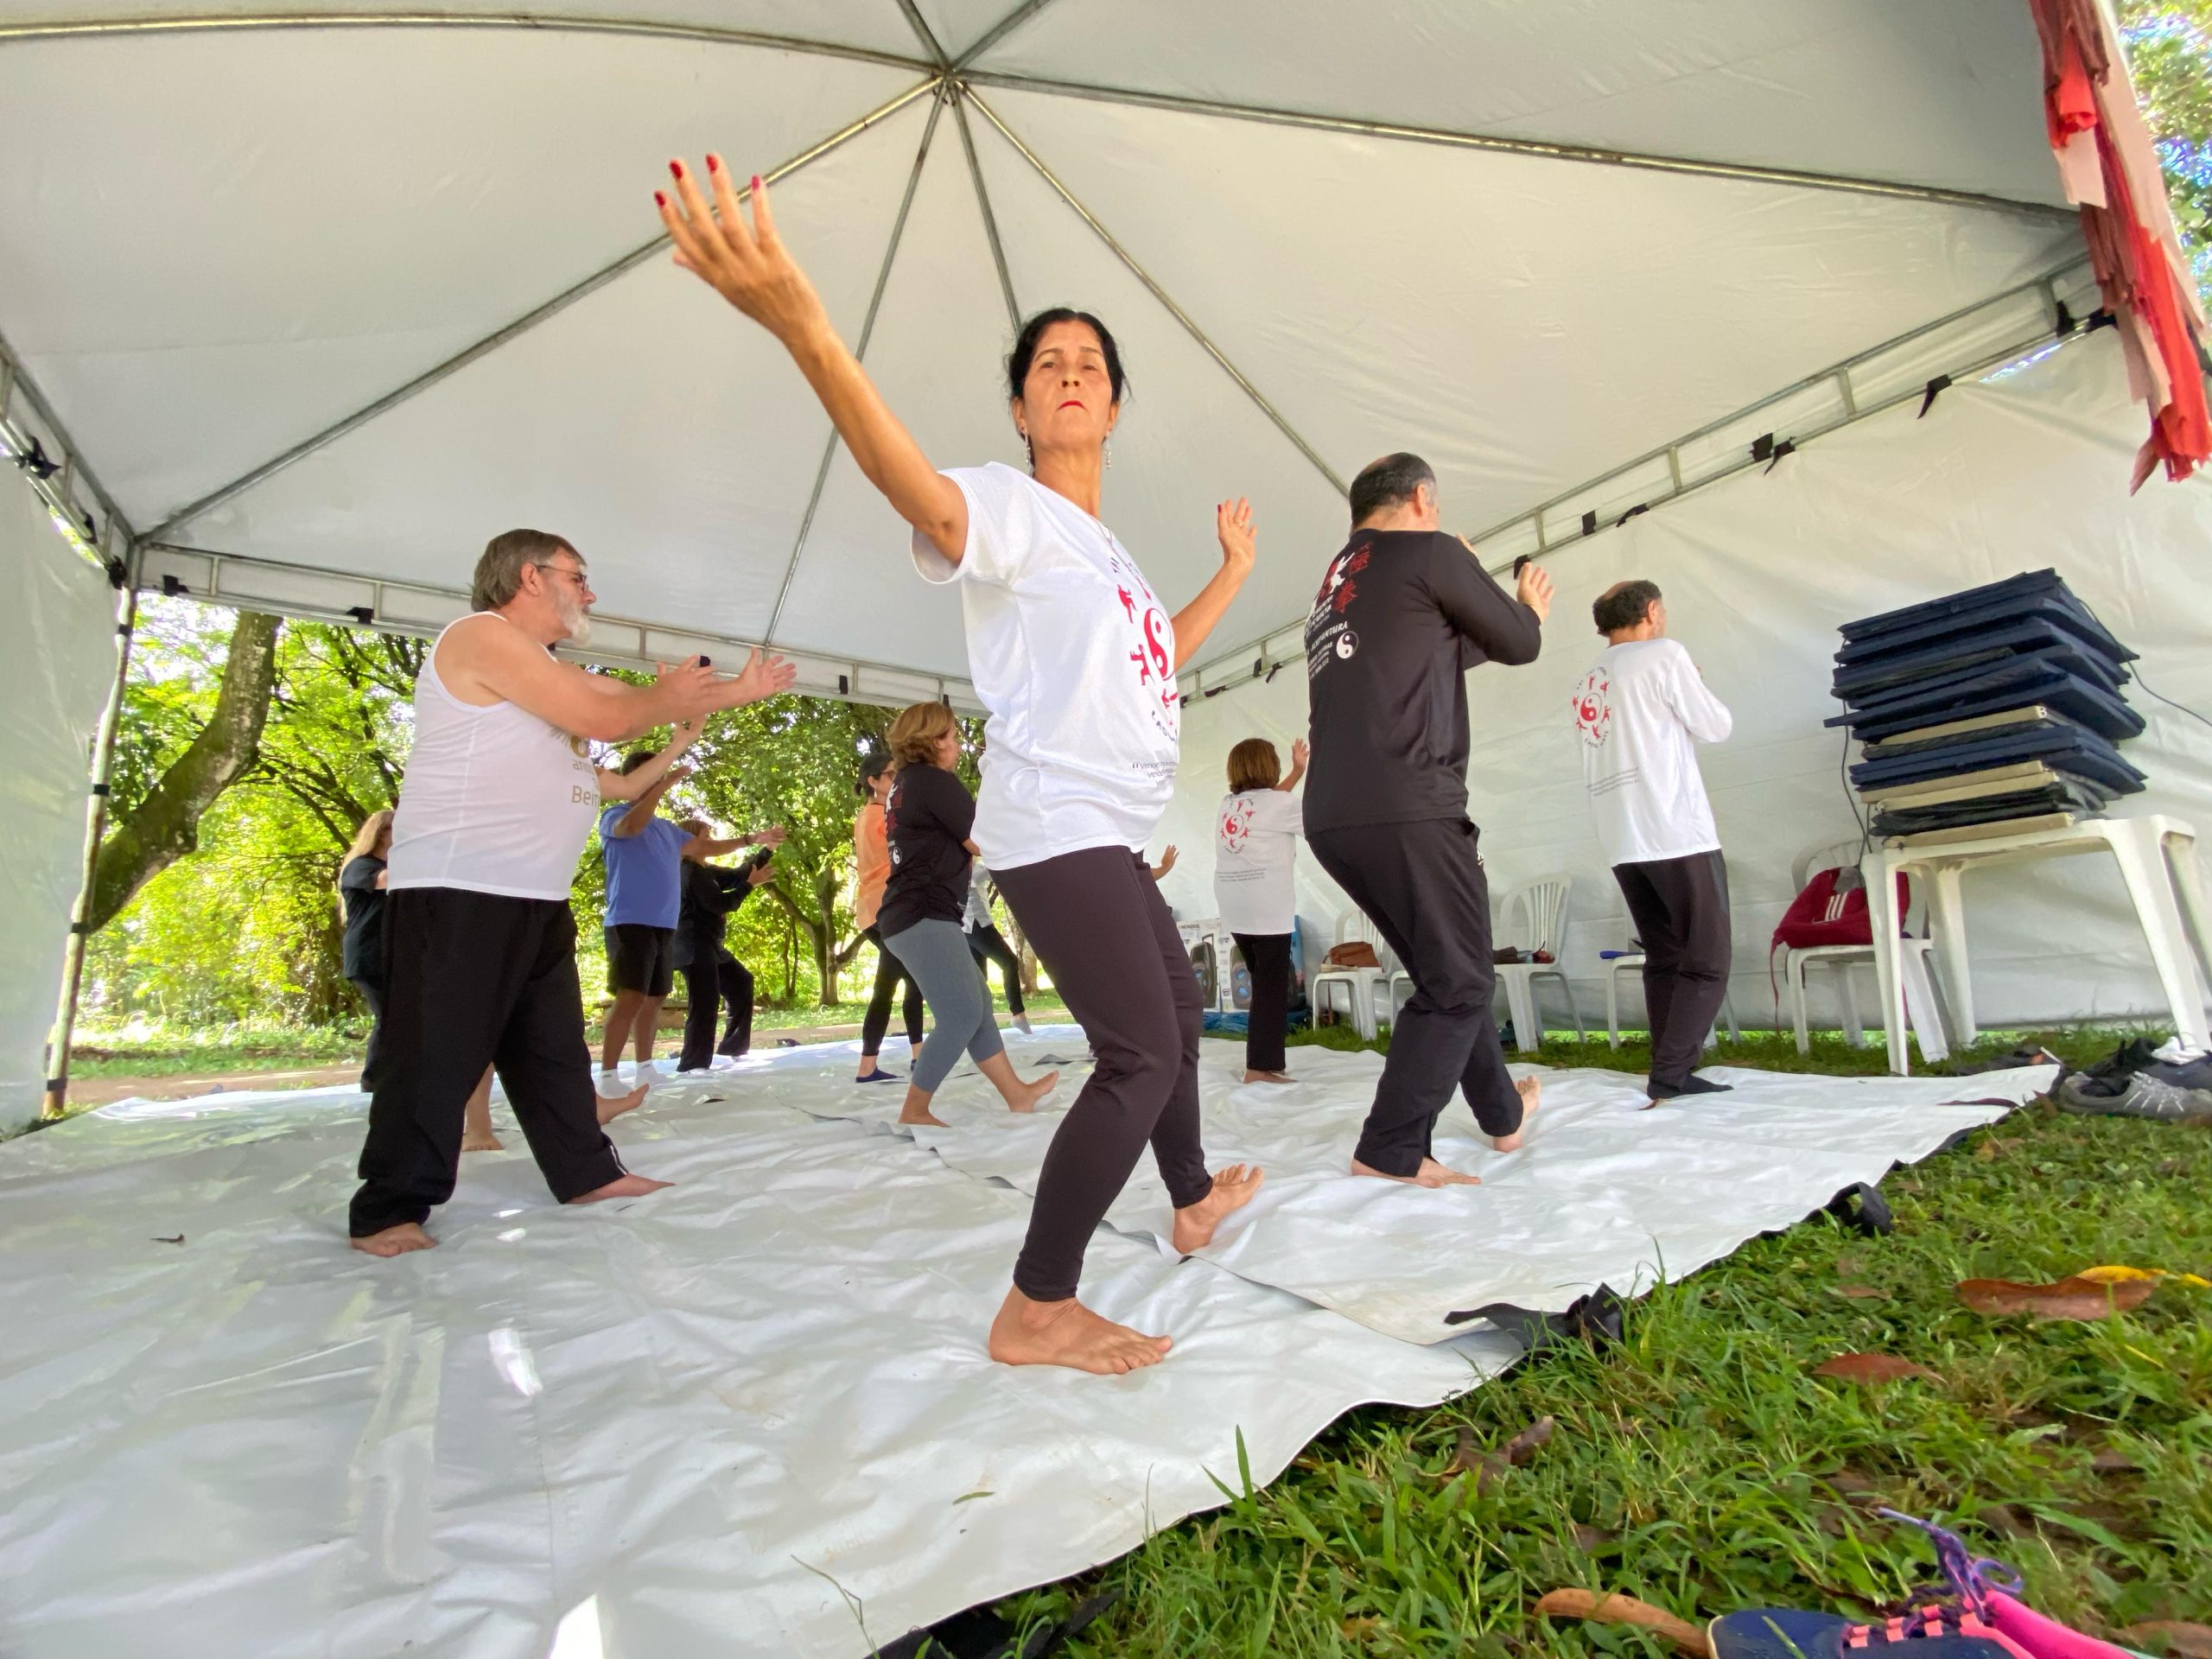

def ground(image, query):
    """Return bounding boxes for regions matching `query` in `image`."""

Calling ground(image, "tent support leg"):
[43,552,140,1122]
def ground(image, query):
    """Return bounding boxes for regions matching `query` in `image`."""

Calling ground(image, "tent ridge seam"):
[963,70,2079,222]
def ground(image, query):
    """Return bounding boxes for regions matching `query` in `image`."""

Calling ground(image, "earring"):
[1103,436,1113,469]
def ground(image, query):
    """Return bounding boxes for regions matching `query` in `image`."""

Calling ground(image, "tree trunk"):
[1001,904,1042,995]
[88,610,283,933]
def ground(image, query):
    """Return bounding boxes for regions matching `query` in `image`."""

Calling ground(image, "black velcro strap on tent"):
[1764,438,1796,474]
[836,673,849,696]
[1580,510,1599,537]
[1825,1181,1894,1236]
[1917,375,1952,419]
[91,781,109,797]
[161,573,188,597]
[2085,307,2117,334]
[14,435,60,480]
[1751,432,1777,463]
[1615,503,1649,528]
[2054,299,2077,337]
[346,605,374,626]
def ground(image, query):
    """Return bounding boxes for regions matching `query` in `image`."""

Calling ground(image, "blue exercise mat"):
[1850,720,2146,795]
[1869,776,2115,836]
[1836,569,2133,664]
[1827,654,2145,744]
[1831,618,2129,701]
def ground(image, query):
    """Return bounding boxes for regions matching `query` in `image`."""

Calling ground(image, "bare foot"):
[1491,1075,1541,1153]
[1008,1069,1060,1113]
[350,1222,435,1257]
[1243,1069,1295,1085]
[596,1084,648,1125]
[461,1129,504,1154]
[899,1103,949,1127]
[988,1287,1172,1374]
[569,1173,672,1205]
[1351,1155,1482,1187]
[1170,1163,1265,1253]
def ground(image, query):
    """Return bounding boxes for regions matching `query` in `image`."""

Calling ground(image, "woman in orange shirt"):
[853,753,925,1082]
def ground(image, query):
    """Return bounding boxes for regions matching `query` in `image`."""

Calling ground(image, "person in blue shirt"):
[597,752,783,1094]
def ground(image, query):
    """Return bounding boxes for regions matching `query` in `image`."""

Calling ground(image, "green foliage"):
[2120,0,2212,302]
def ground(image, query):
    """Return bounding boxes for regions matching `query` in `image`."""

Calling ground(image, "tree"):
[89,607,282,932]
[2119,0,2212,302]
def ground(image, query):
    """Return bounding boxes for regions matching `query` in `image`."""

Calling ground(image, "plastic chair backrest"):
[1328,909,1394,973]
[1499,876,1572,957]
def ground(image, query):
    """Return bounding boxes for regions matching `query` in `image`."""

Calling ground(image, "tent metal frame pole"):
[950,87,1022,334]
[764,87,948,645]
[1185,270,2098,685]
[0,11,931,71]
[964,88,1349,497]
[134,538,984,709]
[43,539,141,1122]
[146,75,939,543]
[890,0,947,66]
[950,0,1062,71]
[0,326,137,556]
[961,72,2079,223]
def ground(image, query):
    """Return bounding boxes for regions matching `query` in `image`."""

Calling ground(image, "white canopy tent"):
[1,0,2202,1128]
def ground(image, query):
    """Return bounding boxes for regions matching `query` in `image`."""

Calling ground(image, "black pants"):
[349,975,385,1087]
[349,889,625,1236]
[1232,931,1293,1074]
[1613,850,1732,1088]
[677,956,755,1071]
[994,847,1213,1302]
[1307,818,1522,1177]
[967,922,1027,1015]
[859,923,925,1058]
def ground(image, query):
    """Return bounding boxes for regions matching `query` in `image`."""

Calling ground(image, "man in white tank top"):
[350,529,795,1257]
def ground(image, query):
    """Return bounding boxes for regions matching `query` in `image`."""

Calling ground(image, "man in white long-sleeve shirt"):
[1572,580,1734,1102]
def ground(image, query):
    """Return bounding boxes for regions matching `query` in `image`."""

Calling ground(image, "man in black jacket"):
[1304,453,1554,1186]
[673,819,779,1072]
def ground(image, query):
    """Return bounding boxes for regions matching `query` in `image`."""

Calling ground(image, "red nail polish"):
[750,175,762,191]
[706,155,721,174]
[669,159,684,179]
[654,190,666,207]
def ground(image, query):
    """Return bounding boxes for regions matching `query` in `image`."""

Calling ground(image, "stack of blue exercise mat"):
[1826,569,2147,846]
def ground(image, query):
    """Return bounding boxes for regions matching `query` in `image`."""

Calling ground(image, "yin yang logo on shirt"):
[1334,631,1358,660]
[1573,669,1613,746]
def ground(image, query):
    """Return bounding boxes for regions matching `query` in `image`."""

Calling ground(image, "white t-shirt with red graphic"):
[913,463,1179,871]
[1572,638,1732,867]
[1211,788,1302,935]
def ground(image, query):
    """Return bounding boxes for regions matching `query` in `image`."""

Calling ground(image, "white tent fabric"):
[0,0,2088,701]
[1153,333,2212,1031]
[0,484,115,1132]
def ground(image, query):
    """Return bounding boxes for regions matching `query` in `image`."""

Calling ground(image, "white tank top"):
[385,613,601,900]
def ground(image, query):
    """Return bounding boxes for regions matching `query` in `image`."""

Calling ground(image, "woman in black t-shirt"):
[340,809,500,1151]
[878,702,1058,1128]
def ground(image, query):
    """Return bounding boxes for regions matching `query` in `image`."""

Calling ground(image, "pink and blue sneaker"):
[1708,1511,2143,1659]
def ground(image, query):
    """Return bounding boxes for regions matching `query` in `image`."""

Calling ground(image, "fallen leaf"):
[1975,1136,2008,1160]
[1835,1284,1893,1300]
[2078,1264,2212,1290]
[1341,1616,1381,1638]
[1956,1276,2156,1320]
[2089,1445,2141,1473]
[1534,1590,1711,1657]
[151,1235,185,1246]
[1501,1414,1556,1465]
[2120,1623,2212,1658]
[1980,1503,2037,1540]
[1821,1469,1885,1498]
[1835,1255,1866,1278]
[952,1491,992,1504]
[1435,1419,1551,1492]
[1813,1353,1937,1383]
[1571,1523,1619,1554]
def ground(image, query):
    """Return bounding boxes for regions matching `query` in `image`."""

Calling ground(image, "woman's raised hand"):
[658,157,828,344]
[1216,497,1256,573]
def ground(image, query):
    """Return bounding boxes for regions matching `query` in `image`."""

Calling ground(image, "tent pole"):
[964,88,1349,498]
[43,543,140,1122]
[950,0,1063,71]
[145,75,940,543]
[763,86,950,644]
[950,87,1022,334]
[960,72,2078,223]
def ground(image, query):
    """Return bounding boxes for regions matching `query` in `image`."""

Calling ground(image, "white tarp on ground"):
[0,1071,1515,1659]
[742,1028,2056,1345]
[1152,333,2212,1033]
[0,0,2082,690]
[0,1031,2042,1656]
[0,480,113,1132]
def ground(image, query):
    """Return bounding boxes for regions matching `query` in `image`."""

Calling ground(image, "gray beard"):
[558,600,593,647]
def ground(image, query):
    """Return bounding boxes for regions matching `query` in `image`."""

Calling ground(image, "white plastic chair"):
[1782,840,1949,1062]
[1311,910,1394,1040]
[1491,877,1583,1052]
[1604,954,1741,1050]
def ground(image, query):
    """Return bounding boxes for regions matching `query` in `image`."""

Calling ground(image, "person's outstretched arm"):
[659,162,969,563]
[1274,737,1309,792]
[598,720,699,804]
[452,614,792,742]
[1149,845,1179,881]
[1667,649,1734,743]
[1431,537,1549,665]
[1171,499,1256,671]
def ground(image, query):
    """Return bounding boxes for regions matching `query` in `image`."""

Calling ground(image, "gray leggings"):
[883,918,1007,1094]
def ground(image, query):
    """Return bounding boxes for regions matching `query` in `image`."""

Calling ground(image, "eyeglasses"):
[531,562,591,591]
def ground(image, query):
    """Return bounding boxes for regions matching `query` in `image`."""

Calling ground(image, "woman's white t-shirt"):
[913,462,1179,871]
[1211,788,1301,935]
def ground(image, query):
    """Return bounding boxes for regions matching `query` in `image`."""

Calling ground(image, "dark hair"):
[619,749,655,776]
[856,749,892,798]
[1226,737,1281,792]
[1593,580,1663,633]
[1007,308,1128,407]
[472,528,577,612]
[1349,453,1436,527]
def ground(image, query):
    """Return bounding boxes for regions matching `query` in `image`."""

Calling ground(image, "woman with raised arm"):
[658,156,1264,1375]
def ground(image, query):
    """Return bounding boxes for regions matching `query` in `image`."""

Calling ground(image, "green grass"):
[67,1020,370,1078]
[988,1024,2212,1656]
[752,989,1069,1031]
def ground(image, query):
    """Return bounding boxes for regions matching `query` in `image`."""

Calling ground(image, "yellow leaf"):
[2078,1265,2212,1288]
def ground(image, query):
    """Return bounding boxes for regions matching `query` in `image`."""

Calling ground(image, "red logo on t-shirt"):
[1573,668,1613,746]
[1219,796,1256,853]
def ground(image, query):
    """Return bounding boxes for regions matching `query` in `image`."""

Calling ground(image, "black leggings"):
[967,922,1027,1015]
[350,890,624,1236]
[1613,850,1732,1088]
[859,923,925,1058]
[677,957,755,1071]
[993,847,1212,1302]
[1232,931,1293,1073]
